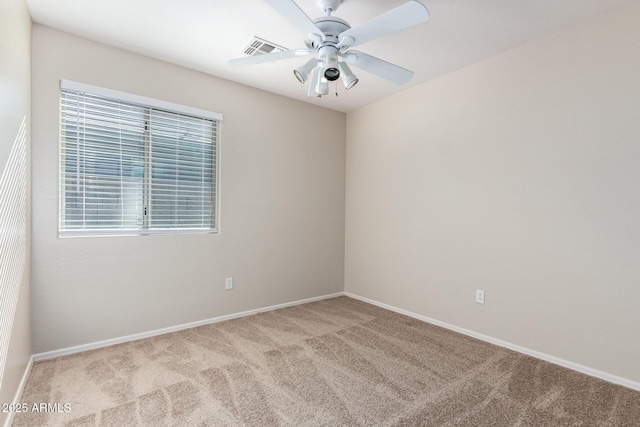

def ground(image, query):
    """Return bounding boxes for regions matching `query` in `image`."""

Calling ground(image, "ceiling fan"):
[229,0,430,97]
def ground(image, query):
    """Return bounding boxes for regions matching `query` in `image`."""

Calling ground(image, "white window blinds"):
[59,81,220,236]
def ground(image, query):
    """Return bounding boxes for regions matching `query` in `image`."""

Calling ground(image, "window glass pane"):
[149,109,214,229]
[61,93,145,231]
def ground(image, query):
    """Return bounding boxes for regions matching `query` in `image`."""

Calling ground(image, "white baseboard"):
[31,290,640,393]
[3,354,34,427]
[345,292,640,392]
[34,292,345,362]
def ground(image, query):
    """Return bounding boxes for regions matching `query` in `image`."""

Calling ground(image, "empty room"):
[1,0,639,425]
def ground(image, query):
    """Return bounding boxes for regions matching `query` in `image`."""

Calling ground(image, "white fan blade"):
[229,49,314,66]
[337,1,429,48]
[341,50,414,84]
[264,0,324,39]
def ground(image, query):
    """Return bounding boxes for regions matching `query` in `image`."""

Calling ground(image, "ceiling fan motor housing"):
[305,16,350,50]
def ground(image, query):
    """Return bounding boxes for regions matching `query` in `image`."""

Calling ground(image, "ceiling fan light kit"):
[338,62,358,89]
[294,58,318,83]
[316,73,330,95]
[230,0,430,98]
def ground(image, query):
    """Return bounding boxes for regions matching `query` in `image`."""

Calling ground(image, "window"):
[59,81,222,236]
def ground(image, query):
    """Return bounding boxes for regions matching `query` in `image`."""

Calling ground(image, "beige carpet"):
[13,296,640,426]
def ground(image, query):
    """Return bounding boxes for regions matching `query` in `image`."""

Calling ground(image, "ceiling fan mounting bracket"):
[317,0,341,15]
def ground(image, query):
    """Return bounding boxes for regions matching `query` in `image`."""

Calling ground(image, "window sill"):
[58,228,219,238]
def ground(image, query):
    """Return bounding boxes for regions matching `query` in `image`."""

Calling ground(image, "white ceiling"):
[26,0,633,113]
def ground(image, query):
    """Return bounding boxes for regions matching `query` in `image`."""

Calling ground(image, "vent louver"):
[243,37,287,56]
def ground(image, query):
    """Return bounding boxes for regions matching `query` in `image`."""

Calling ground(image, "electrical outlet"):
[225,277,233,290]
[475,289,485,304]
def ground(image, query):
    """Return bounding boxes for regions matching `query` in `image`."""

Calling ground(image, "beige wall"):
[31,25,346,353]
[25,0,640,389]
[345,2,640,383]
[0,0,32,423]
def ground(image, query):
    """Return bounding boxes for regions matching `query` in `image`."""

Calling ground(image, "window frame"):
[58,80,222,238]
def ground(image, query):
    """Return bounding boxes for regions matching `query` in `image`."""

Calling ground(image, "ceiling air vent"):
[243,37,287,56]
